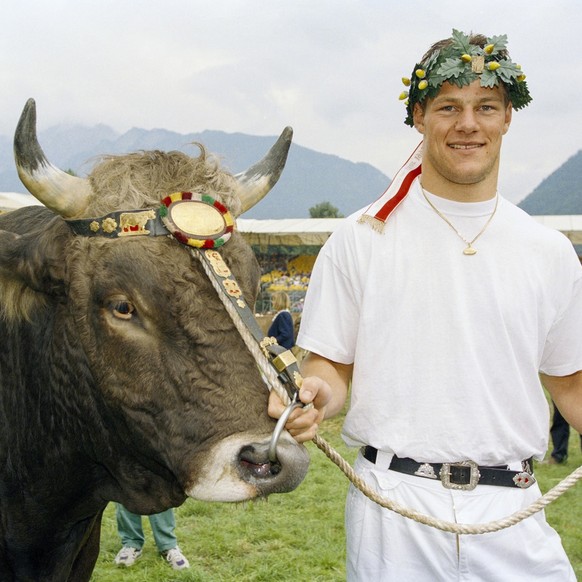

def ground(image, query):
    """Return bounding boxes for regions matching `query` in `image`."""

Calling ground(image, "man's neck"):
[420,167,499,203]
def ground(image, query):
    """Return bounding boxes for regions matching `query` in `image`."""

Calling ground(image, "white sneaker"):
[114,546,142,567]
[163,546,190,570]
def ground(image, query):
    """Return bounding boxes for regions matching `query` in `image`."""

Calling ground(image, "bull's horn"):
[235,126,293,215]
[14,98,92,218]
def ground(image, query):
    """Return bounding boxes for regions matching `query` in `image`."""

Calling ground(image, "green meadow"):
[92,418,582,582]
[91,413,582,581]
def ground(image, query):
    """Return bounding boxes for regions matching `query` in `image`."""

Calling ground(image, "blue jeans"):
[115,503,178,553]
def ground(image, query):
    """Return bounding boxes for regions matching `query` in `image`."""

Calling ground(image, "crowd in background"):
[254,253,315,314]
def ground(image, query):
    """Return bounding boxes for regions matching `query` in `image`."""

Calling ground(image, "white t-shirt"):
[298,179,582,465]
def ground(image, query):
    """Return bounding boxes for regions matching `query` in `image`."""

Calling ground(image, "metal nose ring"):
[268,394,301,463]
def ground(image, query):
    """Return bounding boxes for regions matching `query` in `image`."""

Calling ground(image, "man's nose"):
[455,109,479,132]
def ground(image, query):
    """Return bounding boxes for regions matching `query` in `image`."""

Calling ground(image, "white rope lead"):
[196,247,582,535]
[312,434,582,535]
[192,249,291,405]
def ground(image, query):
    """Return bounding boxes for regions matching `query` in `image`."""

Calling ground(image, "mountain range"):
[517,150,582,215]
[0,125,389,219]
[1,123,580,217]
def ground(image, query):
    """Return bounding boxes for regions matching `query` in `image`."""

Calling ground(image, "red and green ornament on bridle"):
[399,29,532,127]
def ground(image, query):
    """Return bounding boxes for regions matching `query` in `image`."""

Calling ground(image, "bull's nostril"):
[238,444,284,479]
[239,458,285,479]
[236,438,309,495]
[240,459,272,478]
[239,444,260,463]
[238,445,277,480]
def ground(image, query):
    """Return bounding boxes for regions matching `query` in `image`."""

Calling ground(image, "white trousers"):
[346,452,575,581]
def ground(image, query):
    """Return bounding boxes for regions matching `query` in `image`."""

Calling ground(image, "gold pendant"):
[463,246,477,256]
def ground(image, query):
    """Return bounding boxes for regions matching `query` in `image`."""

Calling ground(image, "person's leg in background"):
[114,504,145,567]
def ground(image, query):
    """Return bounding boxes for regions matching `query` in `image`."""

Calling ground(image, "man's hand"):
[268,376,332,443]
[268,352,352,443]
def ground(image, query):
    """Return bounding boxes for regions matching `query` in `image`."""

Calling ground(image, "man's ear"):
[413,102,425,134]
[503,103,513,135]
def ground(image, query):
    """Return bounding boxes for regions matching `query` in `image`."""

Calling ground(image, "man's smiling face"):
[413,80,512,201]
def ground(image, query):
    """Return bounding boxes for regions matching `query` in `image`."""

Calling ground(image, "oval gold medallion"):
[170,201,225,237]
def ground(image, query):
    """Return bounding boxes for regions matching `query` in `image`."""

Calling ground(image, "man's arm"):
[540,370,582,433]
[268,351,352,443]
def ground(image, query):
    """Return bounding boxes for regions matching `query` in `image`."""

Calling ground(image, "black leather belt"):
[363,446,536,490]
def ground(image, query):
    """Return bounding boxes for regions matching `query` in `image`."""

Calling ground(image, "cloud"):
[2,0,581,203]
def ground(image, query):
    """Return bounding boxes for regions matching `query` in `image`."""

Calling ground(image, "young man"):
[269,30,582,580]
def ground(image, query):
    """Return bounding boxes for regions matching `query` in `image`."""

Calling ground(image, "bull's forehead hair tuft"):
[86,145,242,217]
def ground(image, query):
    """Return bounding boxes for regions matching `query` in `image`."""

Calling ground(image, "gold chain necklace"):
[420,187,499,255]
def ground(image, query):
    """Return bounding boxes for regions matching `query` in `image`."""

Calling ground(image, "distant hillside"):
[519,150,582,215]
[0,125,390,219]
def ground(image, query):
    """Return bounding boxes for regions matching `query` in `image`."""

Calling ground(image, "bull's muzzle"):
[238,434,309,497]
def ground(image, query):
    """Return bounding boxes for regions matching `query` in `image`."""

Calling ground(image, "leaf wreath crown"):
[400,29,532,127]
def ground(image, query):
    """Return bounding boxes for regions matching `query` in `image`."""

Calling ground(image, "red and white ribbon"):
[358,141,423,232]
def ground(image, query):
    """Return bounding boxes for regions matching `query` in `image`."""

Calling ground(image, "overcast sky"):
[2,0,581,204]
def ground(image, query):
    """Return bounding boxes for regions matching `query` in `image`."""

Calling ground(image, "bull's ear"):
[0,229,66,321]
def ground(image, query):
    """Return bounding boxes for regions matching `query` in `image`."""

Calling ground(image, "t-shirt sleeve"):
[539,248,582,376]
[297,222,363,364]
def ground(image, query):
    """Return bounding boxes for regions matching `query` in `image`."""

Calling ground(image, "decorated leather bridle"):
[67,191,304,462]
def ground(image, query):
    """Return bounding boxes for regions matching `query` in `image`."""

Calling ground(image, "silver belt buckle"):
[440,460,481,491]
[513,471,536,489]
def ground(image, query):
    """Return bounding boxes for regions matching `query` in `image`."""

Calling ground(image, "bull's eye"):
[111,300,135,320]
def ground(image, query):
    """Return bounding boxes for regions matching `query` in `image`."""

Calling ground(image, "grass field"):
[91,414,582,581]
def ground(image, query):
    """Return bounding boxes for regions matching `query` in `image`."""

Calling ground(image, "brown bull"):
[0,99,309,581]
